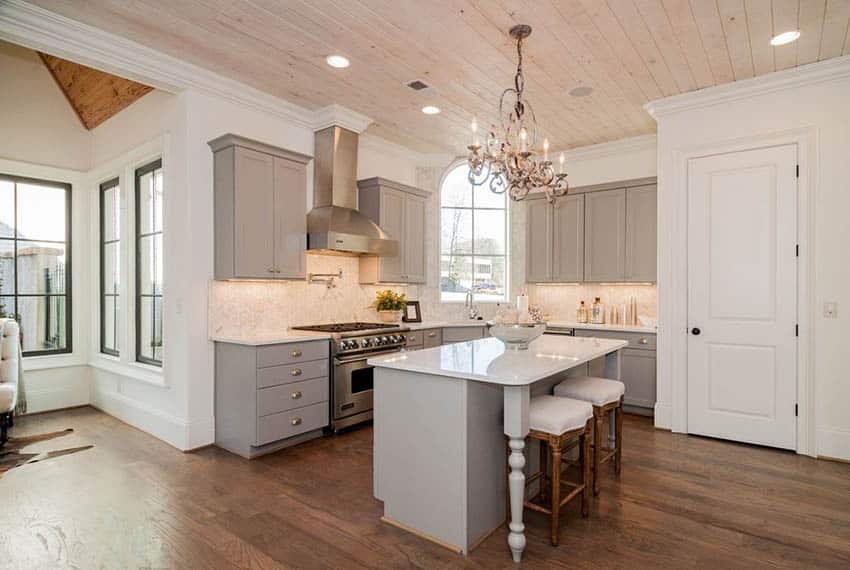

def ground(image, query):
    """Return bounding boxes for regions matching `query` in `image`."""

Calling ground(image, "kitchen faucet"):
[465,287,480,320]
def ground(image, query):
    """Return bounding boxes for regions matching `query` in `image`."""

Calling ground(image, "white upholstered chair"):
[0,318,20,445]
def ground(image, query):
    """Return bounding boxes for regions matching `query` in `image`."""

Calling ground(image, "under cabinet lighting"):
[325,55,350,68]
[770,31,800,46]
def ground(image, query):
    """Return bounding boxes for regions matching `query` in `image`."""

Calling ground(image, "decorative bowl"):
[489,323,546,350]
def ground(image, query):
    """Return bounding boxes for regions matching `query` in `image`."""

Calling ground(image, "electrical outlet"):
[824,302,838,319]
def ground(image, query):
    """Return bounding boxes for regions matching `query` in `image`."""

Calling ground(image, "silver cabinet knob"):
[639,338,648,344]
[427,332,437,338]
[291,390,302,399]
[267,268,275,273]
[291,368,302,376]
[291,417,302,426]
[290,349,302,357]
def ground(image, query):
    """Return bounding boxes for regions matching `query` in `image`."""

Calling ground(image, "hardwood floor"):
[3,407,850,569]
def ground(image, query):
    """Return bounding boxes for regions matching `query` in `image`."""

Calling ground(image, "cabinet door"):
[621,348,656,409]
[403,194,426,283]
[553,194,584,282]
[273,157,307,279]
[584,188,626,282]
[526,199,552,282]
[234,147,276,278]
[423,328,442,348]
[625,184,657,282]
[379,188,406,282]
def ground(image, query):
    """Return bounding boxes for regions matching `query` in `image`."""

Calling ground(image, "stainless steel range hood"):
[307,126,397,256]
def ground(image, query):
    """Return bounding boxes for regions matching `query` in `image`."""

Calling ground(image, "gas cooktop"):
[291,322,401,334]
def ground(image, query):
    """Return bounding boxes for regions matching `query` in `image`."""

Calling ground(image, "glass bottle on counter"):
[576,301,588,324]
[590,297,604,324]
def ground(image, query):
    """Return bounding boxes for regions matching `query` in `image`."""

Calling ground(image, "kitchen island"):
[369,335,628,562]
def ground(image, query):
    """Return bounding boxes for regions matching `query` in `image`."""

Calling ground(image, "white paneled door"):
[687,145,797,449]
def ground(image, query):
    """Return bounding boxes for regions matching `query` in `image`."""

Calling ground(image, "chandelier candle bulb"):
[519,127,528,153]
[471,117,479,147]
[543,138,549,162]
[559,152,565,174]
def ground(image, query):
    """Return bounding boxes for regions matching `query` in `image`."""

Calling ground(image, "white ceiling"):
[30,0,850,154]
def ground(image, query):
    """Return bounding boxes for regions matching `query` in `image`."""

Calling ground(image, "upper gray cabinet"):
[526,198,553,282]
[584,188,626,282]
[210,134,311,280]
[526,194,583,283]
[358,177,428,284]
[625,184,657,282]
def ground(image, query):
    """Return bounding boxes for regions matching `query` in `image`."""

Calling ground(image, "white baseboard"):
[91,388,186,449]
[22,366,90,414]
[185,416,215,450]
[817,427,850,462]
[653,402,672,430]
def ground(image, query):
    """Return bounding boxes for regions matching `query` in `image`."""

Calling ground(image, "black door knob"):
[691,327,701,335]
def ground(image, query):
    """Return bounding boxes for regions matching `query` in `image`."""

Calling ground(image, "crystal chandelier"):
[467,24,569,203]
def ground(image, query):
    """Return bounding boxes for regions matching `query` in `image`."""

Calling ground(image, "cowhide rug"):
[0,428,93,479]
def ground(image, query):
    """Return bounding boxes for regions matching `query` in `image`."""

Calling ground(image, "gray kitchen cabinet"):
[553,194,585,282]
[358,177,428,284]
[584,188,626,282]
[209,134,311,280]
[423,328,442,348]
[215,339,330,458]
[442,326,486,344]
[625,184,657,282]
[526,198,553,282]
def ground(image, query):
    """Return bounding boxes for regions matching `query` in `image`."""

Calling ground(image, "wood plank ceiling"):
[31,0,850,153]
[38,52,154,130]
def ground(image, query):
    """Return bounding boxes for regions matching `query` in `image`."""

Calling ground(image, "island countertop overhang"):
[368,335,628,386]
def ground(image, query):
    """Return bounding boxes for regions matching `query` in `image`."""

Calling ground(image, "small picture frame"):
[403,301,422,323]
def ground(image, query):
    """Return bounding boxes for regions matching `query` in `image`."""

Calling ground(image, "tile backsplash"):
[529,283,657,324]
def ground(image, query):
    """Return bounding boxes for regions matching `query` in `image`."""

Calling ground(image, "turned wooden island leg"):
[503,385,530,563]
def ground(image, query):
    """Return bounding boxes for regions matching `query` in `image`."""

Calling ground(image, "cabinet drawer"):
[442,326,485,343]
[574,329,656,350]
[423,328,442,348]
[405,330,424,348]
[256,340,328,368]
[257,359,328,388]
[256,402,328,445]
[258,377,328,417]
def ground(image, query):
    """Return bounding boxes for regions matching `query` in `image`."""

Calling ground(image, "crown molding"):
[645,55,850,118]
[556,133,657,162]
[0,0,315,129]
[311,104,373,133]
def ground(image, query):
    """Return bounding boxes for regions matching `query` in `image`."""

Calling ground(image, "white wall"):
[0,40,90,171]
[650,58,850,460]
[555,134,657,188]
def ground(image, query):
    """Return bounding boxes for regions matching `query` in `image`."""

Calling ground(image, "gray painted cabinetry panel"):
[584,188,626,282]
[526,198,553,282]
[209,134,311,281]
[625,184,657,282]
[358,177,428,284]
[553,194,585,282]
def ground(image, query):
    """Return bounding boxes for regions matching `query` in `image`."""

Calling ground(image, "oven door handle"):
[334,349,403,365]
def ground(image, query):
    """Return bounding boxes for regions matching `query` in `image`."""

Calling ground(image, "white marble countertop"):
[405,320,489,330]
[369,335,628,386]
[546,321,657,334]
[210,331,331,346]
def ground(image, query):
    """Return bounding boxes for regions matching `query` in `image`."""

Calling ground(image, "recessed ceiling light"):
[770,30,800,46]
[569,86,593,97]
[325,55,350,68]
[421,105,441,115]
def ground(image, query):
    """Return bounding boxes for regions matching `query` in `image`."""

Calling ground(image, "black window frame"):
[0,173,73,357]
[135,159,163,367]
[100,177,120,357]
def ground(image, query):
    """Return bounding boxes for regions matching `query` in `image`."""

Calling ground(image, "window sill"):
[89,356,166,387]
[23,353,87,371]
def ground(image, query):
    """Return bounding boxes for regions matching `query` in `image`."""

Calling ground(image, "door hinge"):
[795,404,798,417]
[796,164,800,178]
[795,324,799,337]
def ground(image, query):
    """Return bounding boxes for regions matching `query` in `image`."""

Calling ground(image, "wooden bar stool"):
[554,377,625,495]
[506,395,593,547]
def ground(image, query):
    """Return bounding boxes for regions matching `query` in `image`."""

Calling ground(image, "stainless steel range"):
[291,322,409,431]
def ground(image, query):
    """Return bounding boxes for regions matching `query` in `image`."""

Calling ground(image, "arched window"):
[440,163,508,302]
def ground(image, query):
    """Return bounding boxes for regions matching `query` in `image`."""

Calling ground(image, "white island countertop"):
[369,335,628,386]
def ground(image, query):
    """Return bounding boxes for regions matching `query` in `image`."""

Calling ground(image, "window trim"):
[99,177,120,357]
[439,163,509,304]
[134,159,163,367]
[0,173,73,357]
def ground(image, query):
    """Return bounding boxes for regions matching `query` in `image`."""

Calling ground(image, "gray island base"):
[369,335,627,562]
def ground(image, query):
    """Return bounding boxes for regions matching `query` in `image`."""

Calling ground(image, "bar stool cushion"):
[553,376,625,406]
[529,395,593,435]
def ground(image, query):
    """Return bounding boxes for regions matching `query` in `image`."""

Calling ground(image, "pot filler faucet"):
[465,288,480,320]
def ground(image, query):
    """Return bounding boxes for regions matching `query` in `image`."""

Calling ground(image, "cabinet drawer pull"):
[291,417,302,426]
[290,368,303,376]
[290,349,302,358]
[427,332,437,337]
[638,338,648,345]
[267,268,275,273]
[291,390,302,399]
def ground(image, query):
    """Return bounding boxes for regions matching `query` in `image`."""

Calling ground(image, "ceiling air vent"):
[406,79,430,91]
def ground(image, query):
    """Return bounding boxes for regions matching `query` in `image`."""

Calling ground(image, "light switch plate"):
[824,301,838,318]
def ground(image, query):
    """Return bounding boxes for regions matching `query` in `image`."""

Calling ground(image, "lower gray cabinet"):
[215,339,330,458]
[405,328,442,350]
[442,326,486,344]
